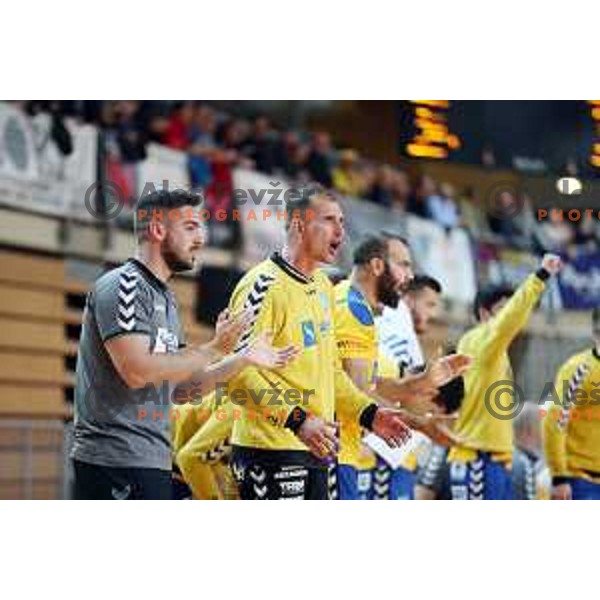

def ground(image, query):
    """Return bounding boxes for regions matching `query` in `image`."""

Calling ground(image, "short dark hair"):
[473,284,514,320]
[407,274,442,295]
[381,231,410,249]
[284,184,338,230]
[135,188,203,238]
[353,235,389,266]
[353,233,409,266]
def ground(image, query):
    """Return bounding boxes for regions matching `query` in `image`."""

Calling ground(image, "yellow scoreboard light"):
[406,144,448,159]
[406,101,460,160]
[589,101,600,170]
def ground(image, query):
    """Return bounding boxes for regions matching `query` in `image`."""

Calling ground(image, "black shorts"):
[231,447,329,500]
[72,459,171,500]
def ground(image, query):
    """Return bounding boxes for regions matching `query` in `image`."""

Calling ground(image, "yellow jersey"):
[543,348,600,482]
[334,280,378,470]
[229,253,374,458]
[449,273,546,462]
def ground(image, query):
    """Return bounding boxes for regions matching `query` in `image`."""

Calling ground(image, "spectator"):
[332,149,363,197]
[426,181,461,231]
[408,174,436,218]
[359,162,377,200]
[113,101,147,163]
[243,116,280,174]
[306,131,333,187]
[281,132,310,181]
[218,118,247,153]
[537,218,575,254]
[367,164,395,207]
[188,104,218,187]
[390,169,412,213]
[189,104,218,148]
[163,101,195,150]
[487,190,521,240]
[512,193,542,251]
[270,130,300,177]
[574,217,599,254]
[456,187,489,238]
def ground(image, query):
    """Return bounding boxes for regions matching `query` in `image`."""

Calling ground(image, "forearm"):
[189,353,251,395]
[488,271,547,351]
[124,346,244,389]
[334,367,378,427]
[195,340,223,363]
[543,406,569,481]
[375,373,437,406]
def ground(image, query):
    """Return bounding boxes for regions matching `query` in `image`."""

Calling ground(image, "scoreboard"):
[398,100,599,177]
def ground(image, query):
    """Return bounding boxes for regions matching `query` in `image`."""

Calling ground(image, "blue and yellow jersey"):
[449,273,546,463]
[543,348,600,482]
[229,254,374,455]
[334,280,378,470]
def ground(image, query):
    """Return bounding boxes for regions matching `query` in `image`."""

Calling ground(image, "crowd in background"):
[10,100,600,259]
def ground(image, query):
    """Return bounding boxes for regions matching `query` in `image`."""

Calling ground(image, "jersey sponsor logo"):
[111,484,132,500]
[451,485,469,500]
[450,460,468,482]
[153,327,179,354]
[279,479,305,496]
[337,339,369,352]
[319,291,332,321]
[275,467,308,480]
[232,462,246,482]
[301,321,317,347]
[357,470,373,493]
[319,321,331,334]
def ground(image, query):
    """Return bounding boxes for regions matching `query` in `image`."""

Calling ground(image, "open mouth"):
[329,240,341,254]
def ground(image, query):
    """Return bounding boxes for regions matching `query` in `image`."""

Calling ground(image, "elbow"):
[117,365,150,389]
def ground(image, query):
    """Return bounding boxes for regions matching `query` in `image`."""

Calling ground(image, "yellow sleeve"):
[543,357,588,478]
[377,353,402,380]
[485,273,546,357]
[227,270,301,427]
[335,310,375,363]
[334,354,376,425]
[332,285,377,426]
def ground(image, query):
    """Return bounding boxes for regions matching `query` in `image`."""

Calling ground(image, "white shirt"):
[376,300,424,372]
[367,300,430,469]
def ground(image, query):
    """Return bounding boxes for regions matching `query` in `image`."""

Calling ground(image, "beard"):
[376,262,400,308]
[161,240,195,273]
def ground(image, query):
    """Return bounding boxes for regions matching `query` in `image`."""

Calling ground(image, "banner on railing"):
[0,103,98,219]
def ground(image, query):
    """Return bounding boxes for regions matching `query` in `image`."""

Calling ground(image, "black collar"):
[127,258,170,293]
[270,252,311,284]
[593,347,600,362]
